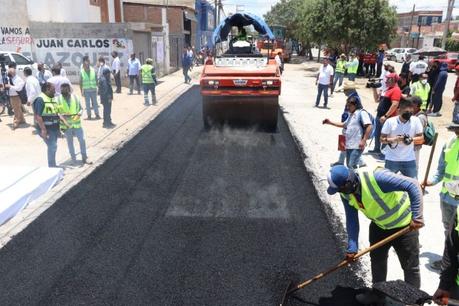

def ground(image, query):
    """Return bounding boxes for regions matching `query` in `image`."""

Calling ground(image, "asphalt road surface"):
[0,86,364,305]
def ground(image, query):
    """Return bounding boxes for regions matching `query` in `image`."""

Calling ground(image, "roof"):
[212,13,274,44]
[397,10,443,17]
[124,0,195,10]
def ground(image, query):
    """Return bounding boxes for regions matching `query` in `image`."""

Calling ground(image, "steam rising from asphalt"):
[201,125,280,147]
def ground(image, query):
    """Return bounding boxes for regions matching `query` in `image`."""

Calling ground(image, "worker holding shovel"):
[327,165,424,304]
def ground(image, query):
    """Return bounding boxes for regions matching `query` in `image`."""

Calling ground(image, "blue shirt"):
[431,138,459,206]
[341,168,423,253]
[377,52,384,64]
[127,58,141,76]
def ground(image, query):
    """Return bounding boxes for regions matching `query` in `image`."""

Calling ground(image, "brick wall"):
[167,7,183,34]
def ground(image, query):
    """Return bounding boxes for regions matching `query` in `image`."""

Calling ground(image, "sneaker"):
[82,158,93,165]
[430,259,442,270]
[355,291,384,304]
[86,116,92,120]
[95,115,101,120]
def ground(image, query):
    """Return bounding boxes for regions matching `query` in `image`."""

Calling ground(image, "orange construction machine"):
[200,13,282,130]
[257,25,291,63]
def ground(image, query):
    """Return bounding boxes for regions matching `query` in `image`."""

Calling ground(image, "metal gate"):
[133,31,151,63]
[169,35,184,70]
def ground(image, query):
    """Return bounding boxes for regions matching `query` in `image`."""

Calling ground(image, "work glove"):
[410,220,424,231]
[345,252,357,263]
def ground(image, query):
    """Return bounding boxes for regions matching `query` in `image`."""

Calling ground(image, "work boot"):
[95,115,101,120]
[82,157,93,165]
[152,95,157,105]
[355,290,384,305]
[430,259,442,270]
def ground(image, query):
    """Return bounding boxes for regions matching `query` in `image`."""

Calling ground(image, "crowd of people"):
[0,51,158,168]
[317,49,459,304]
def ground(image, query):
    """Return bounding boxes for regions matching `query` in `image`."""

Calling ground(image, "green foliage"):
[446,38,459,52]
[264,0,397,52]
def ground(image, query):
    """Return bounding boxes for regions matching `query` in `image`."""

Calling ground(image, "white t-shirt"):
[344,109,372,149]
[381,116,423,162]
[275,54,282,67]
[25,75,41,104]
[317,64,334,85]
[409,60,428,75]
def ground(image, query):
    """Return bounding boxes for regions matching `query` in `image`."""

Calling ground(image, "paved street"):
[0,86,363,305]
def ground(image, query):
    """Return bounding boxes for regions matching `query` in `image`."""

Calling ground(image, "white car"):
[385,48,403,61]
[0,51,38,79]
[395,48,418,63]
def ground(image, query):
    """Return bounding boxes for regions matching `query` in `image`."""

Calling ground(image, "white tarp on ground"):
[0,167,63,225]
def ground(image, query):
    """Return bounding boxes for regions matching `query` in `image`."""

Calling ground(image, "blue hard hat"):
[327,165,352,195]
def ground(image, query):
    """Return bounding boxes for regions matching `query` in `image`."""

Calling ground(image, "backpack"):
[420,113,436,146]
[358,109,376,140]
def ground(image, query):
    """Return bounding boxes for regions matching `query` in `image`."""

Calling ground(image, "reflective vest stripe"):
[412,82,430,109]
[347,59,359,74]
[40,93,59,125]
[141,65,155,84]
[445,173,459,180]
[58,95,81,129]
[441,138,459,196]
[81,68,97,90]
[336,60,346,73]
[375,193,409,222]
[362,171,391,212]
[383,207,411,228]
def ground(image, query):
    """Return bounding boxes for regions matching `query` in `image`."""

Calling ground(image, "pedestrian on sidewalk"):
[346,53,359,81]
[376,49,385,78]
[412,96,428,171]
[127,53,141,95]
[380,98,424,178]
[5,63,26,129]
[323,96,372,168]
[332,54,346,94]
[422,123,459,270]
[97,56,111,79]
[80,56,100,120]
[48,65,71,97]
[141,58,157,106]
[111,51,122,94]
[98,67,115,128]
[315,57,334,108]
[428,62,448,117]
[327,165,423,304]
[57,83,90,164]
[452,65,459,124]
[410,73,430,111]
[33,82,60,168]
[182,47,192,84]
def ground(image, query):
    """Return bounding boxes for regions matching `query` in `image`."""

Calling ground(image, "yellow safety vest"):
[81,67,97,90]
[442,138,459,198]
[57,94,81,130]
[40,93,59,126]
[411,81,431,110]
[336,60,346,73]
[341,168,412,230]
[455,207,459,285]
[141,64,156,84]
[347,59,359,74]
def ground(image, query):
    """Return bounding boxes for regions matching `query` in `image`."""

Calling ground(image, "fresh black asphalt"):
[0,86,364,305]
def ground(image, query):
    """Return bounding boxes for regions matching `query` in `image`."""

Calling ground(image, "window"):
[11,53,32,65]
[421,16,428,25]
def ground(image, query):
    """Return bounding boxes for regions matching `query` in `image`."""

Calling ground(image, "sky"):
[221,0,457,18]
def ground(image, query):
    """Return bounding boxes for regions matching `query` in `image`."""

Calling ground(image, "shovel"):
[279,226,413,306]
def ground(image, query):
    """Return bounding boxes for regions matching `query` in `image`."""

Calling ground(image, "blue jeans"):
[143,83,156,104]
[373,116,383,153]
[346,149,363,169]
[40,128,59,167]
[348,73,356,81]
[64,127,87,161]
[332,72,344,92]
[129,75,141,94]
[316,84,329,107]
[385,160,417,178]
[83,89,99,117]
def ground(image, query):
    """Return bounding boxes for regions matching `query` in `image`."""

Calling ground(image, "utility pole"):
[441,0,455,49]
[214,0,218,28]
[217,0,221,25]
[409,4,415,48]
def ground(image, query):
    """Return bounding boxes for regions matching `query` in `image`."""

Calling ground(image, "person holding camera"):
[380,98,424,178]
[4,62,26,130]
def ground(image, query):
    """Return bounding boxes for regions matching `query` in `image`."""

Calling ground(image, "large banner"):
[23,38,134,83]
[0,25,33,52]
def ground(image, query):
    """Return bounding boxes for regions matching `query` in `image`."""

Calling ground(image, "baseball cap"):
[327,165,352,195]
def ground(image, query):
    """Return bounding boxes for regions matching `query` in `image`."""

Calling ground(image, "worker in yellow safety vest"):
[327,165,424,304]
[332,53,347,94]
[80,55,100,120]
[57,83,91,164]
[410,73,431,111]
[346,53,359,82]
[140,58,157,106]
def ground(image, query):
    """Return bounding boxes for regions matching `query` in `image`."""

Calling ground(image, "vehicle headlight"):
[208,80,219,85]
[266,80,274,86]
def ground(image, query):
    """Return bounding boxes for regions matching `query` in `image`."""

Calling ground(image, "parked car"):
[385,48,403,61]
[395,48,418,63]
[430,52,459,71]
[0,51,37,79]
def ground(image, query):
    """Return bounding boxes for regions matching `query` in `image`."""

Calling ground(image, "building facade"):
[394,10,443,48]
[195,0,215,50]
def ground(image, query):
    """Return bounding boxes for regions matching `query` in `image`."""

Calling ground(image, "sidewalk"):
[0,68,201,247]
[280,60,454,295]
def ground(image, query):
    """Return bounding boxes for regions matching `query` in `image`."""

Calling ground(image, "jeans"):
[40,128,59,167]
[83,89,99,118]
[183,66,191,83]
[441,201,456,239]
[369,222,420,288]
[332,72,344,92]
[143,83,156,104]
[373,116,383,153]
[101,98,112,125]
[346,149,363,168]
[129,75,141,94]
[376,62,382,78]
[348,73,356,81]
[385,159,418,178]
[432,90,444,113]
[454,101,459,123]
[64,127,87,161]
[315,83,329,107]
[370,63,376,76]
[114,71,121,93]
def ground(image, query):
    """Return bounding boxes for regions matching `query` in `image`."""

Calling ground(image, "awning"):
[184,11,197,22]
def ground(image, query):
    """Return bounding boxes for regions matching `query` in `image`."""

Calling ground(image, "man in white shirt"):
[47,65,72,96]
[315,57,334,108]
[4,63,26,129]
[409,55,428,83]
[24,67,41,106]
[111,51,121,93]
[97,56,111,79]
[36,63,52,87]
[381,98,424,178]
[275,51,283,74]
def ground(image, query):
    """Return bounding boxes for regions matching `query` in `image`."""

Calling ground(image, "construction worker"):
[57,83,90,164]
[410,73,431,111]
[141,58,157,106]
[346,53,359,81]
[423,123,459,270]
[80,55,100,120]
[431,124,459,305]
[332,54,346,94]
[236,26,247,41]
[327,165,424,304]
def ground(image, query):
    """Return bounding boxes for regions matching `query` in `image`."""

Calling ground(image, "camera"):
[366,78,382,89]
[401,134,413,145]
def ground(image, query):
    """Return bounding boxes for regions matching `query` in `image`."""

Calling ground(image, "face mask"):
[401,111,412,120]
[421,80,427,85]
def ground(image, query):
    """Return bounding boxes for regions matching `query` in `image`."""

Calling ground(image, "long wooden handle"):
[422,133,439,191]
[288,226,412,294]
